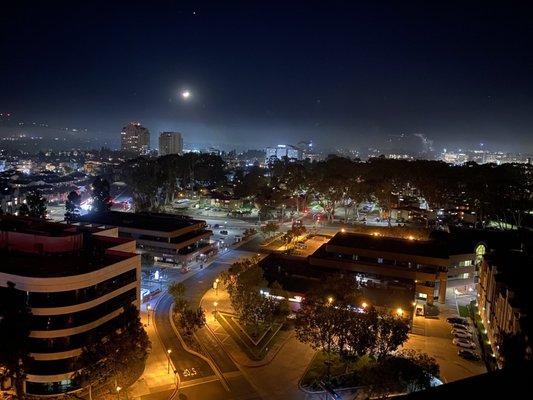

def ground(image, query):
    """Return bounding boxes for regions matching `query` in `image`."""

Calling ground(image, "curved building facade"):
[0,216,141,396]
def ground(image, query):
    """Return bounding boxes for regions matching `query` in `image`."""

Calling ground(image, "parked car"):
[451,323,470,331]
[453,338,476,349]
[447,317,468,325]
[458,349,481,361]
[453,331,473,339]
[213,223,220,228]
[219,230,228,235]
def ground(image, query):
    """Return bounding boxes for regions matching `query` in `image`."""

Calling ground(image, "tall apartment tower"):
[159,132,183,156]
[120,122,150,154]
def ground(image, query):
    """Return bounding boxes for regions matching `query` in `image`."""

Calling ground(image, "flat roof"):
[0,216,100,237]
[75,211,206,233]
[430,227,527,255]
[326,232,449,259]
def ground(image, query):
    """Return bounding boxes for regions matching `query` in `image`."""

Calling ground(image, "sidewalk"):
[129,298,177,399]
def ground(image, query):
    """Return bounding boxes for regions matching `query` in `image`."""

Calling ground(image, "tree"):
[498,332,531,368]
[294,297,341,377]
[92,176,111,213]
[360,350,439,397]
[179,307,206,336]
[76,304,150,395]
[65,190,81,221]
[260,221,279,238]
[228,265,288,336]
[372,310,410,359]
[0,282,33,399]
[168,282,189,313]
[25,189,47,219]
[17,203,30,217]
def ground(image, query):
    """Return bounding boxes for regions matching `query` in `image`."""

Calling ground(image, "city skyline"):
[2,2,533,152]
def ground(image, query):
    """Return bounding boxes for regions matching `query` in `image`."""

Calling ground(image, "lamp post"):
[146,303,151,326]
[214,278,219,297]
[115,386,122,400]
[167,349,172,374]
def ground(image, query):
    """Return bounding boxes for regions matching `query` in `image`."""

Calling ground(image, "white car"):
[453,330,473,340]
[453,338,476,349]
[451,323,470,331]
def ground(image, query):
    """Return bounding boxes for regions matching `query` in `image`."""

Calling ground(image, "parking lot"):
[403,288,486,383]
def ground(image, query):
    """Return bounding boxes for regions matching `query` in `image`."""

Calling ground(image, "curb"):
[200,293,294,368]
[168,300,231,392]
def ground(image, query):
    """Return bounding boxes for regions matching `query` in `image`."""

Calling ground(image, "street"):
[148,244,263,400]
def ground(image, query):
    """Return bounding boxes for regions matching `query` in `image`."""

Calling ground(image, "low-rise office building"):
[310,232,450,304]
[74,211,214,265]
[262,229,500,309]
[0,216,141,396]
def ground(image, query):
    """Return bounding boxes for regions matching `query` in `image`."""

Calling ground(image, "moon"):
[181,90,191,99]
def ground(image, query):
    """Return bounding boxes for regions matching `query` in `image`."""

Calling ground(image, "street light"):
[167,349,172,374]
[214,278,220,296]
[396,307,404,317]
[115,386,122,400]
[327,296,334,305]
[146,303,151,326]
[361,302,368,309]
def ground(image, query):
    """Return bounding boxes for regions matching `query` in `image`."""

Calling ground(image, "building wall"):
[477,258,523,366]
[0,226,141,396]
[159,132,183,156]
[121,123,150,154]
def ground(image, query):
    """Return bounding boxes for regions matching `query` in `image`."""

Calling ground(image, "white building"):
[265,144,302,163]
[120,122,150,154]
[159,132,183,156]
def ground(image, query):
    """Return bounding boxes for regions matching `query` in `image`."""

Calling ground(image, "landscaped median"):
[214,310,284,361]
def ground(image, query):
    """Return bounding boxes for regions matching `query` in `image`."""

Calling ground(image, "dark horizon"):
[2,1,533,152]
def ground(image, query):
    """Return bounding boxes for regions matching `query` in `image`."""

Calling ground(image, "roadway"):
[152,244,262,400]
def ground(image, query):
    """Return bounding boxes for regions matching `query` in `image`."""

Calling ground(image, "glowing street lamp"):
[146,303,151,326]
[396,307,404,317]
[327,296,334,305]
[115,386,122,400]
[167,349,172,374]
[361,302,368,309]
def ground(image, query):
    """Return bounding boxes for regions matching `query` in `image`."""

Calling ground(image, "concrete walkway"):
[129,298,177,399]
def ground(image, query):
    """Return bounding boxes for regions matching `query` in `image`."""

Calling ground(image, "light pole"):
[146,303,151,326]
[214,278,219,297]
[167,349,172,374]
[115,386,122,400]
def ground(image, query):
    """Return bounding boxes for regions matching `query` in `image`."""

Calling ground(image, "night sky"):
[1,1,533,152]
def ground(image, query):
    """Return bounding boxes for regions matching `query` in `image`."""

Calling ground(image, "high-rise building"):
[120,122,150,154]
[0,216,141,396]
[265,144,302,163]
[159,132,183,156]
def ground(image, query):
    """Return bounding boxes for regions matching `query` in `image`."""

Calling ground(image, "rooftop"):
[326,232,449,259]
[0,215,100,237]
[1,216,137,277]
[74,211,206,233]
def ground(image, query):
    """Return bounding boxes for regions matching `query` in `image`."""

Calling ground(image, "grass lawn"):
[300,351,372,390]
[216,311,284,361]
[458,304,469,317]
[469,300,497,371]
